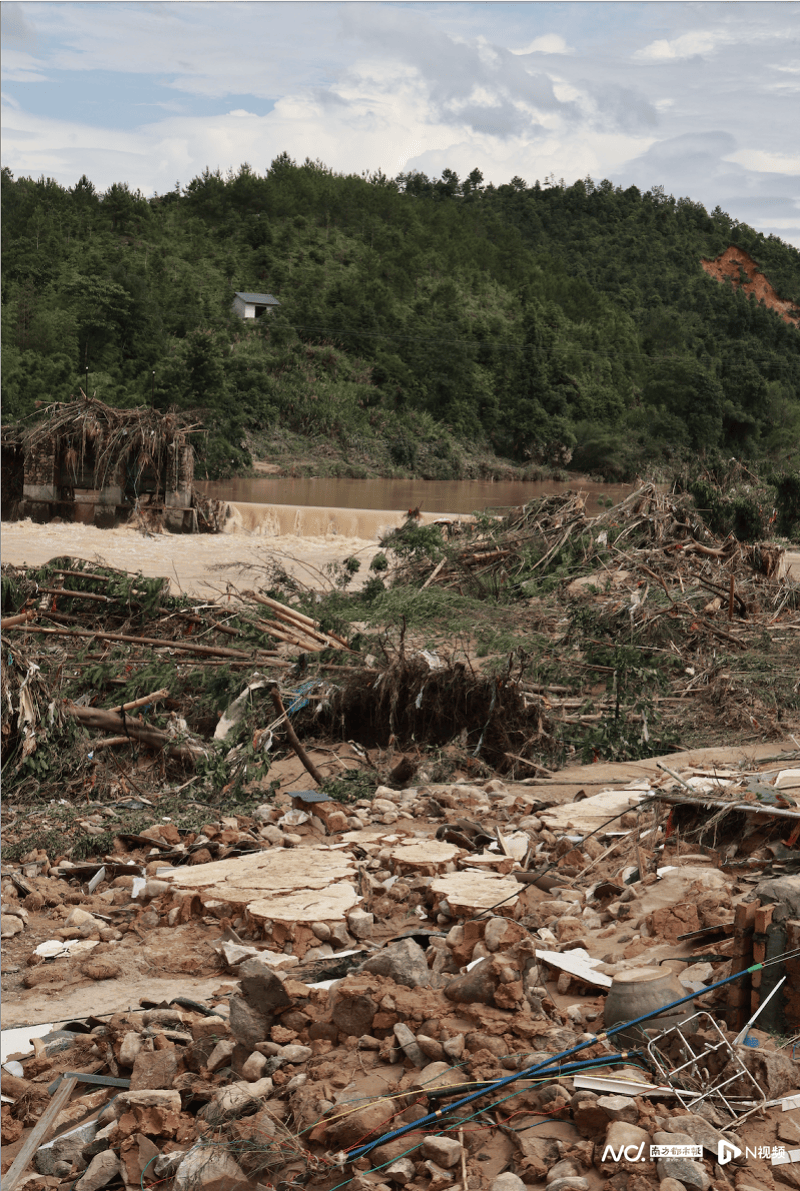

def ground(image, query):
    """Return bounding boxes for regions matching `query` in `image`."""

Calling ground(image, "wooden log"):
[66,703,204,762]
[1,610,36,629]
[3,1075,79,1191]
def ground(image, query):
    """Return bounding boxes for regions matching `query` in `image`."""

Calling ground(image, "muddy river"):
[196,475,635,517]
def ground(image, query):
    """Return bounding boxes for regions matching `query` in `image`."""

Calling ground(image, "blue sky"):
[3,1,799,245]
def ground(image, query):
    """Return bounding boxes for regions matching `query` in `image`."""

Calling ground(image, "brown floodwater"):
[196,476,637,518]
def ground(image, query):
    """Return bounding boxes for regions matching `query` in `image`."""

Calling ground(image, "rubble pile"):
[5,751,800,1191]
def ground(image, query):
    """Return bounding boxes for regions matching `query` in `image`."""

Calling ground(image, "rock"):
[120,1133,160,1187]
[490,1175,526,1191]
[0,913,25,937]
[596,1094,639,1124]
[129,1048,178,1091]
[114,1088,181,1112]
[754,874,800,917]
[666,1113,735,1154]
[75,1150,121,1191]
[393,1023,426,1067]
[119,1032,143,1067]
[240,1051,268,1081]
[442,1033,465,1062]
[647,902,701,942]
[325,1101,395,1148]
[734,1045,800,1098]
[360,938,432,988]
[423,1158,455,1189]
[279,1043,312,1063]
[547,1179,589,1191]
[174,1144,250,1191]
[191,1015,230,1040]
[572,1092,613,1137]
[330,987,378,1037]
[409,1061,464,1095]
[237,959,292,1015]
[228,993,270,1050]
[206,1039,236,1072]
[417,1034,447,1062]
[384,1156,416,1184]
[444,957,498,1005]
[421,1135,464,1168]
[556,917,586,943]
[659,1180,688,1191]
[199,1078,273,1126]
[36,1121,98,1174]
[598,1121,651,1170]
[81,957,122,980]
[65,906,100,928]
[656,1157,710,1190]
[347,908,374,938]
[546,1159,581,1184]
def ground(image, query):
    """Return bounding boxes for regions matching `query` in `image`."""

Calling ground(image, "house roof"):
[234,291,280,305]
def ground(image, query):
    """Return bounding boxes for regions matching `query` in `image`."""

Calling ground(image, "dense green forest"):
[2,157,799,479]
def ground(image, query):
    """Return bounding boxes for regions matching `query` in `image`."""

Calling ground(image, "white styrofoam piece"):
[776,769,800,790]
[534,946,612,988]
[1,1022,55,1064]
[773,1148,800,1166]
[34,938,99,960]
[782,1094,800,1111]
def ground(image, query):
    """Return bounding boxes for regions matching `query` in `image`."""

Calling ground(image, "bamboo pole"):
[5,623,266,660]
[269,684,324,785]
[104,687,170,713]
[244,590,319,629]
[40,587,111,603]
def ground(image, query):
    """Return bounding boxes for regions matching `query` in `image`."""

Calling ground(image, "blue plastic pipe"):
[346,959,764,1161]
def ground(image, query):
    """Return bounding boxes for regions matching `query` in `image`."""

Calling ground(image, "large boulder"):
[359,938,431,988]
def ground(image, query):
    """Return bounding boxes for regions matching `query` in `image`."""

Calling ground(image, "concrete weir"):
[220,501,465,539]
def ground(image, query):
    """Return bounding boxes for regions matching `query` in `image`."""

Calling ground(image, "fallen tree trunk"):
[65,702,205,763]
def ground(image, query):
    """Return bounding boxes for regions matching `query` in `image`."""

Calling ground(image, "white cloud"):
[725,149,800,175]
[1,49,49,82]
[634,31,722,61]
[510,34,573,56]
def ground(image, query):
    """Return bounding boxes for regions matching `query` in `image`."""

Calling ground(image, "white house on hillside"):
[232,291,280,319]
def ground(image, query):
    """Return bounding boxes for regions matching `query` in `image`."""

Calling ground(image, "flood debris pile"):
[5,749,800,1191]
[381,482,800,764]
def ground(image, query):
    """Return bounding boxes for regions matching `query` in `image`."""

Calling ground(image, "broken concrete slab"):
[162,845,362,953]
[430,870,521,917]
[390,840,462,876]
[539,785,651,835]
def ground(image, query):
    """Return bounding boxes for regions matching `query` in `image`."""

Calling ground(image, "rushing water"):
[196,475,637,518]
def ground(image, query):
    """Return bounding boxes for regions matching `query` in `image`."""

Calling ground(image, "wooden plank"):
[3,1075,79,1191]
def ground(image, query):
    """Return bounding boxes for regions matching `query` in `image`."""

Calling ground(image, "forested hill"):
[2,158,799,479]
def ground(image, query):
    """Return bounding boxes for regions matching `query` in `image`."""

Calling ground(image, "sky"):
[2,1,799,246]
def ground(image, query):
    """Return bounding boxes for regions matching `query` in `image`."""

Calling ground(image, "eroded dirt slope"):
[701,245,800,325]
